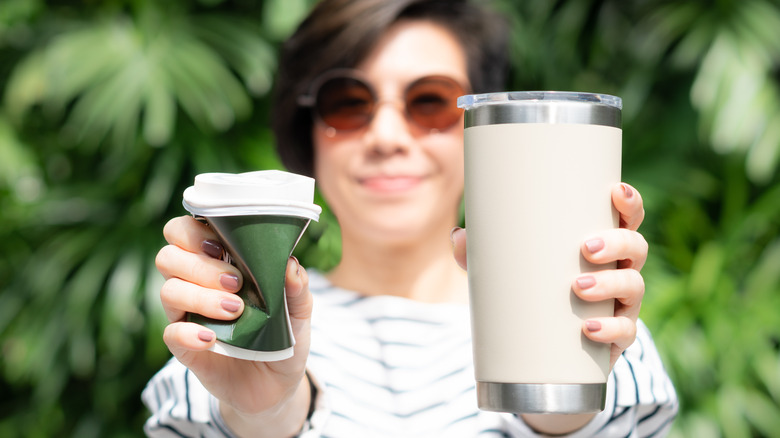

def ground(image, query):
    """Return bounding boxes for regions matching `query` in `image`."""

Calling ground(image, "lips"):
[358,175,425,193]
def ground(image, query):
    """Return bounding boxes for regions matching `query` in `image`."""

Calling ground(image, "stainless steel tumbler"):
[458,91,622,413]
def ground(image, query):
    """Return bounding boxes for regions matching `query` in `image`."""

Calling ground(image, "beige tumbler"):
[458,91,622,414]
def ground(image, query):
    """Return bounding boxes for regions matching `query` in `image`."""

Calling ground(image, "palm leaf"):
[4,3,274,151]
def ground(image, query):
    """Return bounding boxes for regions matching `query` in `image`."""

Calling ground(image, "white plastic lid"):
[182,170,322,220]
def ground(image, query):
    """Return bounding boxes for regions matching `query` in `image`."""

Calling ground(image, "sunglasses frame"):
[298,68,469,133]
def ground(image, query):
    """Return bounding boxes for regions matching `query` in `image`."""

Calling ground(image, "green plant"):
[2,0,779,436]
[496,1,780,436]
[0,1,320,436]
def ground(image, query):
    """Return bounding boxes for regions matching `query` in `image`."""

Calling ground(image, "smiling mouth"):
[359,175,424,192]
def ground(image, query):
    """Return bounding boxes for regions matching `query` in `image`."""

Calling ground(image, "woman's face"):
[312,20,470,246]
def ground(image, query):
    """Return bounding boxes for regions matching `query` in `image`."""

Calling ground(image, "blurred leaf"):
[4,3,276,151]
[754,351,780,404]
[668,411,722,438]
[192,15,277,96]
[262,0,311,40]
[0,0,41,48]
[0,112,41,199]
[101,250,144,361]
[718,385,753,438]
[688,0,780,183]
[687,241,724,300]
[743,388,780,436]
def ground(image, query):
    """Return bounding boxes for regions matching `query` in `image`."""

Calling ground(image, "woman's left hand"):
[451,182,647,370]
[573,182,646,369]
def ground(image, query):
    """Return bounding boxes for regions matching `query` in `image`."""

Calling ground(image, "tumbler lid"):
[458,91,621,128]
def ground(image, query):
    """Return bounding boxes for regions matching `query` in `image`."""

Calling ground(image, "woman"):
[143,0,678,436]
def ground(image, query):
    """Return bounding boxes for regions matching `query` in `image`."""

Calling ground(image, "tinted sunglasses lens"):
[316,77,374,130]
[405,77,465,130]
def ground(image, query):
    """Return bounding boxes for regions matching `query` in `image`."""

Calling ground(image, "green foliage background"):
[1,0,779,436]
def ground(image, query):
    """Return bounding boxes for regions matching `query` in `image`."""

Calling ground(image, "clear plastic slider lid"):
[457,91,622,128]
[182,170,322,220]
[457,91,622,109]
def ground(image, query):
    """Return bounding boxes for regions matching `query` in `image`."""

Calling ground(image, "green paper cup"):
[182,170,321,361]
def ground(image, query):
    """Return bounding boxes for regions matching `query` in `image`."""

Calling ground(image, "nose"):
[364,100,413,156]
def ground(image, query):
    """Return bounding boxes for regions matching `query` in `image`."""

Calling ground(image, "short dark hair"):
[272,0,510,176]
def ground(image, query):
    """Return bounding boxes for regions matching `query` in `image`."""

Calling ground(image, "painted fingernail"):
[198,330,215,343]
[622,184,633,199]
[585,238,605,254]
[220,299,242,313]
[219,273,239,291]
[585,320,602,332]
[577,276,597,290]
[202,239,224,259]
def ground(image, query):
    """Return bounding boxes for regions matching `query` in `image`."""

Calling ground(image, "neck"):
[327,227,468,304]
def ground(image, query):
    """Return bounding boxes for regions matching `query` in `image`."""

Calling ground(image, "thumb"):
[285,256,313,322]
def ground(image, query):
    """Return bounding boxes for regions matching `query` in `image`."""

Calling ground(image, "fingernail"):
[585,320,602,332]
[220,299,242,313]
[202,239,224,259]
[577,276,597,290]
[585,238,605,254]
[291,256,301,277]
[622,184,633,199]
[219,273,239,291]
[198,330,215,343]
[450,227,462,245]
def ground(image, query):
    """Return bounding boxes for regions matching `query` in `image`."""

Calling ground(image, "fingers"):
[268,257,313,375]
[156,244,244,323]
[160,277,245,323]
[578,192,647,366]
[451,227,467,270]
[156,243,242,287]
[156,216,245,323]
[160,257,313,359]
[158,215,242,287]
[163,216,219,252]
[582,228,648,271]
[163,321,218,356]
[573,268,644,359]
[612,183,645,231]
[573,269,644,322]
[582,316,638,367]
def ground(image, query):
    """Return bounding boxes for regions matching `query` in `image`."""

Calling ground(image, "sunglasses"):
[298,69,468,133]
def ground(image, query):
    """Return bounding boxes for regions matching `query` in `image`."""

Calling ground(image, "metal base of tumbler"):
[477,382,607,414]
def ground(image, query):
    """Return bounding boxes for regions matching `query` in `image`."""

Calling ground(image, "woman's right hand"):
[155,215,313,437]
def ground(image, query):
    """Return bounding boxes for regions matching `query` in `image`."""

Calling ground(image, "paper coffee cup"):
[182,170,321,361]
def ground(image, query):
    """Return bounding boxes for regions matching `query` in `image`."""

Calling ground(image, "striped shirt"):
[142,271,678,437]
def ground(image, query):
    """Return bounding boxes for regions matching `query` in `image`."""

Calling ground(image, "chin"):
[369,226,431,247]
[332,193,460,245]
[363,212,450,244]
